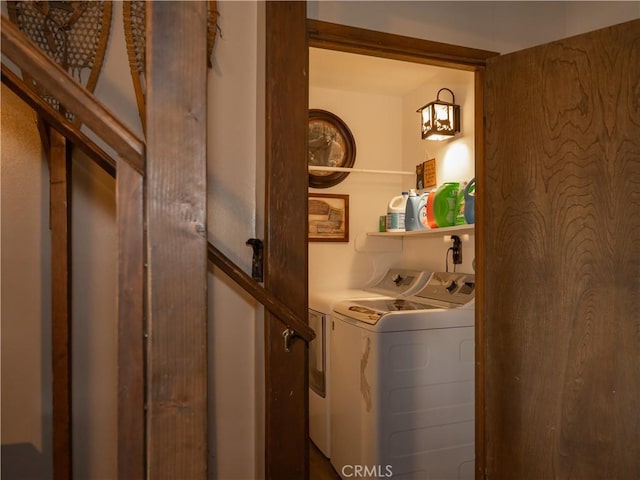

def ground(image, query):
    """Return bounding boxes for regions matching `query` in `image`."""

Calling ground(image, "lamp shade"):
[417,88,460,141]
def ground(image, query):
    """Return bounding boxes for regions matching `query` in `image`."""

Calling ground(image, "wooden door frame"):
[264,3,310,479]
[265,7,499,478]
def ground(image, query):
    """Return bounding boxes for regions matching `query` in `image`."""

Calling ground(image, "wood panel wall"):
[482,19,640,479]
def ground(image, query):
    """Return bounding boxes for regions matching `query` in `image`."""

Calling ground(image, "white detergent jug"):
[386,192,408,232]
[405,189,428,231]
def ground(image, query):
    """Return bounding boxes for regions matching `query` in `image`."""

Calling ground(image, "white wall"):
[565,2,640,37]
[207,2,261,479]
[1,85,53,479]
[308,1,639,55]
[2,2,638,479]
[309,86,405,291]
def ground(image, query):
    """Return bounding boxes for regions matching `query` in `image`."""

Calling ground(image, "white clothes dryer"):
[330,272,475,480]
[308,269,431,458]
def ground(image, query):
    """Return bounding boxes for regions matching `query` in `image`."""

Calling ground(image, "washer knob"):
[445,279,458,293]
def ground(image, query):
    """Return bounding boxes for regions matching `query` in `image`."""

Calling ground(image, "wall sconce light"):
[417,88,460,141]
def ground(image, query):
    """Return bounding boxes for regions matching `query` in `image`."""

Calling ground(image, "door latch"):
[246,238,263,282]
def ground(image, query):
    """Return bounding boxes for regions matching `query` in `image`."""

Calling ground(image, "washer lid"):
[334,298,441,324]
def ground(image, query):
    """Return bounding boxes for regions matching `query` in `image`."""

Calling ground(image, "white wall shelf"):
[367,224,475,238]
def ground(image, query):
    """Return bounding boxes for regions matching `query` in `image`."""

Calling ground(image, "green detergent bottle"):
[432,182,460,227]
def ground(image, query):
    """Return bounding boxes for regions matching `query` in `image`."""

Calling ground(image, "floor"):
[310,440,340,480]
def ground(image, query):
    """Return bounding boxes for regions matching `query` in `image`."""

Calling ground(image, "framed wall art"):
[308,109,356,188]
[308,193,349,242]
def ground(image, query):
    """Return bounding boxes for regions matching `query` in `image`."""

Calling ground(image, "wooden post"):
[145,3,208,478]
[116,158,145,480]
[49,128,72,480]
[264,2,309,479]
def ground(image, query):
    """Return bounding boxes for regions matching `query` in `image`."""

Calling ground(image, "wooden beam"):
[264,2,309,479]
[145,3,208,478]
[1,15,144,174]
[49,129,72,480]
[116,158,145,480]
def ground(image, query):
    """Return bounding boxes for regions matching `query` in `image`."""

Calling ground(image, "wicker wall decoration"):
[123,1,219,134]
[7,1,113,126]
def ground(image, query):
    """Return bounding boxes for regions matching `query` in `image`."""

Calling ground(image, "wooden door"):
[481,19,640,479]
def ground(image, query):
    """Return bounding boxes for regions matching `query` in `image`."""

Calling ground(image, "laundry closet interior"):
[307,40,479,478]
[308,47,476,292]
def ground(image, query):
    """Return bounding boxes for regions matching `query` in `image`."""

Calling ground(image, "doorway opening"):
[305,19,496,479]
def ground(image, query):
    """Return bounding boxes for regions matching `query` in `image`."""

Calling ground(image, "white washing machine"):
[308,268,432,458]
[330,272,476,480]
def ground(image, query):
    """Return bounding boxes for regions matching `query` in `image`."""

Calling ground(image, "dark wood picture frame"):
[308,193,349,242]
[308,109,356,188]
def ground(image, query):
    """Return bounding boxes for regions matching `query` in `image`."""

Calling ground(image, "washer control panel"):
[366,268,431,297]
[413,272,475,306]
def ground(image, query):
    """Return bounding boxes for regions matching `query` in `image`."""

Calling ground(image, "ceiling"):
[309,47,470,96]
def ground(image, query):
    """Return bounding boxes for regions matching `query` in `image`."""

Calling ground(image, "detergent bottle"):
[464,178,476,224]
[386,191,409,232]
[419,192,430,229]
[455,181,468,225]
[405,189,428,231]
[426,182,460,228]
